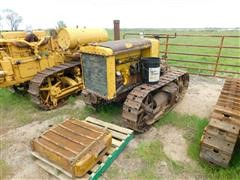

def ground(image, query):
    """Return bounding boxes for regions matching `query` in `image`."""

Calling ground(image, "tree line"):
[0,9,23,31]
[0,9,67,31]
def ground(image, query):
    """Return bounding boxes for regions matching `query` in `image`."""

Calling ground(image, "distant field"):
[107,28,240,78]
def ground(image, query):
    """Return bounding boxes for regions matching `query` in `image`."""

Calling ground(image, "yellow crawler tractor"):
[30,34,189,178]
[80,38,189,132]
[28,28,108,109]
[0,28,108,109]
[0,31,64,91]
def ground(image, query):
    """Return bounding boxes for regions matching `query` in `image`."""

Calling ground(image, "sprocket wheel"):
[39,76,63,109]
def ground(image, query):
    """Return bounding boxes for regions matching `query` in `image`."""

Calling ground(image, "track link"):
[122,70,189,132]
[28,61,81,110]
[200,78,240,168]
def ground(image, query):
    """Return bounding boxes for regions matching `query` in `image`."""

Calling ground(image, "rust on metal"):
[200,78,240,167]
[122,70,189,132]
[163,34,169,59]
[98,39,151,54]
[165,43,240,49]
[160,51,240,60]
[31,118,112,177]
[113,20,120,40]
[28,61,82,110]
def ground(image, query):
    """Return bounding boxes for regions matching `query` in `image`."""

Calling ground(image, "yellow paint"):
[0,37,64,88]
[57,28,109,50]
[79,38,161,102]
[80,39,160,100]
[149,38,160,57]
[115,50,141,86]
[73,133,112,176]
[106,56,116,99]
[0,31,46,39]
[141,38,160,57]
[0,59,14,75]
[80,45,113,56]
[125,43,133,48]
[74,154,97,176]
[31,121,112,177]
[18,60,38,78]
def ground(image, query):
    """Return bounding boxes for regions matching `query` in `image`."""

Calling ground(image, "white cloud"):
[0,0,239,30]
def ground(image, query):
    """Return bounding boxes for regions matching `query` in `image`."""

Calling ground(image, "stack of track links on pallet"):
[200,78,240,167]
[31,117,134,180]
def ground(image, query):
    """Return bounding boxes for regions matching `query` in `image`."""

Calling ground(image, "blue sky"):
[0,0,239,30]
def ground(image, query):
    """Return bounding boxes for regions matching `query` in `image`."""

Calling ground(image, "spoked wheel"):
[39,76,64,110]
[28,61,82,110]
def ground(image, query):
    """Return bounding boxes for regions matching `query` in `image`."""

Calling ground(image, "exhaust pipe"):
[113,20,120,40]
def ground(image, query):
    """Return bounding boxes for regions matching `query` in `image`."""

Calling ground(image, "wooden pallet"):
[32,117,134,180]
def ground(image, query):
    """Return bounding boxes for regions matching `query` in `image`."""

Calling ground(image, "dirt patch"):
[104,125,199,179]
[174,75,224,118]
[157,125,192,163]
[0,117,67,180]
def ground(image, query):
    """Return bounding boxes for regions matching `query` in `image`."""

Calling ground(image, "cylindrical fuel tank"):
[57,28,109,50]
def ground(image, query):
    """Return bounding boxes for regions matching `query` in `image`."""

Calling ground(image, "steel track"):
[28,61,81,110]
[122,70,189,132]
[200,78,240,167]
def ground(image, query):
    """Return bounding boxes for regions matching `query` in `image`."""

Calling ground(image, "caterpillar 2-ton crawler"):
[80,38,189,132]
[0,28,108,109]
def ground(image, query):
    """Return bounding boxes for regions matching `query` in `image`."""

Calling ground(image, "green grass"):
[0,159,9,180]
[92,103,122,124]
[0,140,11,179]
[128,167,158,180]
[0,140,10,152]
[137,140,185,170]
[0,89,38,128]
[106,138,185,179]
[67,95,77,105]
[0,88,74,129]
[105,165,120,179]
[0,88,123,131]
[156,111,240,179]
[135,140,165,165]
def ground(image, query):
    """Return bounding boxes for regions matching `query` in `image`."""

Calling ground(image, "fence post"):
[163,35,169,60]
[213,36,225,76]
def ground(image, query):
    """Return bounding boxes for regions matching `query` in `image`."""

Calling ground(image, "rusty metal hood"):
[97,38,151,54]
